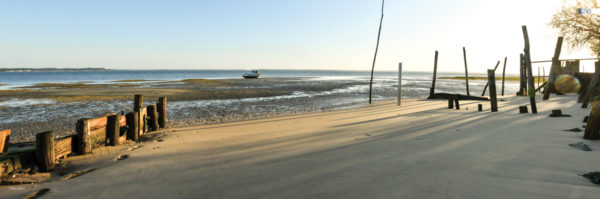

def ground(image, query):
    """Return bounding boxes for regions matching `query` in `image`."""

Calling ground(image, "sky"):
[0,0,597,73]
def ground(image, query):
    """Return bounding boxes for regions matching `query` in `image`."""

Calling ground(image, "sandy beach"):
[1,93,599,198]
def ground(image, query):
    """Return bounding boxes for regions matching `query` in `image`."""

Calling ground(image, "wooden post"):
[35,131,55,171]
[76,119,90,154]
[518,54,527,96]
[537,66,541,89]
[463,47,470,96]
[488,69,498,112]
[501,56,507,96]
[0,129,10,153]
[542,66,546,93]
[107,115,121,146]
[148,104,159,131]
[158,97,167,128]
[429,51,439,97]
[543,37,564,100]
[454,97,460,110]
[582,62,600,108]
[126,112,139,141]
[478,104,482,111]
[448,97,454,109]
[522,26,537,113]
[134,94,143,111]
[584,98,600,139]
[481,61,500,96]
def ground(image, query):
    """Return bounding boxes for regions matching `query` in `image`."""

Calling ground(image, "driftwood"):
[428,93,489,101]
[543,37,564,100]
[481,61,500,96]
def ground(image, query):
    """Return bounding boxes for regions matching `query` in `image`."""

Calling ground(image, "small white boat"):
[243,70,260,79]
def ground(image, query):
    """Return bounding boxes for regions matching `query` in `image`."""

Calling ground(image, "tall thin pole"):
[430,51,439,97]
[522,25,537,113]
[501,56,507,96]
[397,62,402,106]
[368,0,385,104]
[463,47,470,96]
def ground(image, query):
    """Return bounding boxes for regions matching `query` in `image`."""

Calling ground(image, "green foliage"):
[550,0,600,57]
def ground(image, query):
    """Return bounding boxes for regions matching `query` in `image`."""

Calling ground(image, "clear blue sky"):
[0,0,595,73]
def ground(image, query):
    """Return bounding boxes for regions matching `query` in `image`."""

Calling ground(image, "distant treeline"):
[0,68,108,72]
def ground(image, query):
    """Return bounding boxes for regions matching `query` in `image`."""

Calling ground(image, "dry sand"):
[2,94,600,198]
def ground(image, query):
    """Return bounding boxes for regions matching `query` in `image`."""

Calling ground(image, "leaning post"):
[582,62,600,108]
[543,37,564,100]
[481,60,500,96]
[429,51,439,97]
[522,25,537,113]
[463,47,470,96]
[501,56,507,96]
[158,97,167,128]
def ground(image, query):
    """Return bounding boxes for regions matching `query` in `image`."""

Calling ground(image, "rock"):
[564,128,582,132]
[549,109,571,117]
[569,142,592,151]
[583,171,600,184]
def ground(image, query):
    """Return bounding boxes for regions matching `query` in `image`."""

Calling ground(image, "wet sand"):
[2,94,599,198]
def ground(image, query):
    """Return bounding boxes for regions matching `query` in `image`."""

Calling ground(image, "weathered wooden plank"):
[53,135,73,161]
[0,129,10,153]
[35,131,54,171]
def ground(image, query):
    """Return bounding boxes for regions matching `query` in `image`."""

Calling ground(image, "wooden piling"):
[107,115,121,146]
[397,63,402,106]
[429,51,439,97]
[35,131,55,171]
[522,26,537,113]
[76,119,89,154]
[519,106,528,113]
[463,47,470,96]
[501,56,507,96]
[126,112,139,141]
[487,69,498,112]
[134,94,143,111]
[0,129,10,153]
[478,104,482,111]
[518,54,527,96]
[584,98,600,140]
[454,97,460,110]
[481,61,500,96]
[542,37,564,100]
[582,62,600,108]
[148,104,159,131]
[448,97,454,109]
[158,97,167,128]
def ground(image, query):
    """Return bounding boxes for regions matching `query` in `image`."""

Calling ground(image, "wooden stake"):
[0,129,10,153]
[76,119,90,154]
[397,63,402,106]
[582,62,600,108]
[501,56,507,96]
[542,37,564,100]
[537,66,540,89]
[584,98,600,139]
[454,97,460,110]
[518,54,527,96]
[463,47,470,96]
[107,115,121,146]
[430,51,439,97]
[481,60,500,96]
[368,0,385,104]
[448,96,454,109]
[488,69,498,112]
[158,97,167,128]
[126,112,139,141]
[148,104,159,131]
[134,94,143,112]
[522,26,537,113]
[35,131,55,171]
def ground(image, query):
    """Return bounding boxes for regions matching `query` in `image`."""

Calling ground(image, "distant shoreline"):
[0,68,108,72]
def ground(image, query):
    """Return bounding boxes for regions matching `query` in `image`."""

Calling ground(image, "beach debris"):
[21,188,50,199]
[582,171,600,184]
[64,168,96,180]
[152,146,161,150]
[416,136,423,140]
[564,128,582,132]
[127,145,143,151]
[583,116,589,123]
[569,142,592,151]
[519,106,528,113]
[115,155,129,161]
[549,109,571,117]
[157,139,164,142]
[1,172,51,185]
